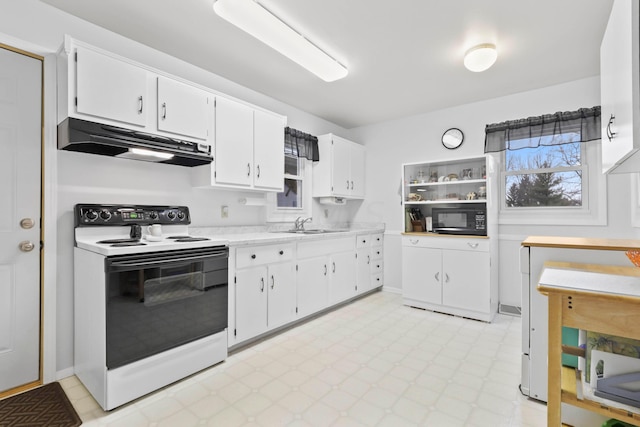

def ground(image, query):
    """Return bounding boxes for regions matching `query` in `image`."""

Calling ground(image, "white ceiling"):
[40,0,613,129]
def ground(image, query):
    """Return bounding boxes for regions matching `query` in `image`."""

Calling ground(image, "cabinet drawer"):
[371,233,384,247]
[236,243,294,269]
[372,273,383,287]
[371,260,383,274]
[297,236,355,259]
[356,234,371,249]
[402,236,489,252]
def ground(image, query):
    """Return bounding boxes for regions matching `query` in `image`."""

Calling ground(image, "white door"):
[331,137,351,197]
[253,110,284,191]
[0,47,42,392]
[442,249,490,312]
[296,257,328,317]
[329,251,356,304]
[157,77,210,140]
[214,97,254,186]
[235,266,268,343]
[75,46,147,127]
[349,143,366,198]
[402,246,442,304]
[266,262,295,329]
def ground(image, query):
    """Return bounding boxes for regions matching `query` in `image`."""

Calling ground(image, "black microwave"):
[431,207,486,236]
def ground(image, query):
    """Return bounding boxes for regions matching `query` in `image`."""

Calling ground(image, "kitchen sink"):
[274,229,346,234]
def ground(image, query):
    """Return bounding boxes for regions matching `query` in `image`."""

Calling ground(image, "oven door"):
[104,246,228,369]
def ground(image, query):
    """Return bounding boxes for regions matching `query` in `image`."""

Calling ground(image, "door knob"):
[20,218,35,229]
[19,241,35,252]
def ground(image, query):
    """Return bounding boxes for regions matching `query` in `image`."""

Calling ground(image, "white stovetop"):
[75,225,229,256]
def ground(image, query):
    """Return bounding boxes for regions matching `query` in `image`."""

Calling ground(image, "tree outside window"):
[503,133,584,208]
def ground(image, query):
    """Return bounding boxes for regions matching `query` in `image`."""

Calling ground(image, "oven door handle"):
[107,252,227,271]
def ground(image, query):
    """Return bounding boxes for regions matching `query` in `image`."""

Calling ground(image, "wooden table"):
[538,261,640,426]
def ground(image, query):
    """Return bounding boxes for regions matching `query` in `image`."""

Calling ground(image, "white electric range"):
[73,204,229,410]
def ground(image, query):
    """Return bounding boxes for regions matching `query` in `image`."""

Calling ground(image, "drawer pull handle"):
[467,243,479,249]
[410,239,419,245]
[279,250,284,255]
[251,254,256,259]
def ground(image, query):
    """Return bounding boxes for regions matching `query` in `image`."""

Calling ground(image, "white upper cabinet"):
[312,134,366,199]
[193,96,285,191]
[156,77,210,140]
[213,96,254,187]
[75,46,148,128]
[254,109,285,190]
[600,0,640,173]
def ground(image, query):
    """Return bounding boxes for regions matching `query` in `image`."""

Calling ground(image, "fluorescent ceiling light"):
[464,43,498,72]
[130,148,174,160]
[213,0,348,82]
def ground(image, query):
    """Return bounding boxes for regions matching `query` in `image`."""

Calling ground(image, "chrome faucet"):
[294,217,312,231]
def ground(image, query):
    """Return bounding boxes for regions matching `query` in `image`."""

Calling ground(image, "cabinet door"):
[600,0,639,173]
[215,97,254,186]
[350,143,366,198]
[157,77,209,140]
[297,257,329,317]
[442,249,490,313]
[267,262,296,329]
[356,248,371,294]
[329,251,357,304]
[402,246,442,304]
[254,110,284,191]
[331,137,352,197]
[235,266,267,342]
[75,46,147,127]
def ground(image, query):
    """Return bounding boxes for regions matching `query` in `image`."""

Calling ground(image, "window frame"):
[496,140,607,226]
[266,156,313,223]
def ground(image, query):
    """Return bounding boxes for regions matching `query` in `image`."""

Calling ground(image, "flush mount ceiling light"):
[213,0,348,82]
[464,43,498,72]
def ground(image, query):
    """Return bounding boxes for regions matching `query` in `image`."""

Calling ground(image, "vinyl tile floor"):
[59,291,547,426]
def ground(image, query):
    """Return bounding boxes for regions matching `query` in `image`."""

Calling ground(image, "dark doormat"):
[0,382,82,427]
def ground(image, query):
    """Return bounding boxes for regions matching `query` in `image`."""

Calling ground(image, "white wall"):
[0,0,358,375]
[350,76,640,307]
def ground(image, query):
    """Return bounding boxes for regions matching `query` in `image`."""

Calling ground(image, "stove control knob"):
[167,211,177,220]
[177,211,185,220]
[85,209,98,221]
[149,211,159,220]
[100,209,112,221]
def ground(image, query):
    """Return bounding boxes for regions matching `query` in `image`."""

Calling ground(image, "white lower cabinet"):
[233,243,295,344]
[297,236,357,312]
[402,235,495,322]
[296,256,329,318]
[232,233,382,347]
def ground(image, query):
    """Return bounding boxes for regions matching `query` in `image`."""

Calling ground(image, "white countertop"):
[190,226,385,247]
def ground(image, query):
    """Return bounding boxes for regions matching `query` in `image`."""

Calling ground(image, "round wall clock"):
[442,128,464,150]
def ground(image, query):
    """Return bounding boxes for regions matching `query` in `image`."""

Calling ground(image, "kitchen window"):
[485,107,607,225]
[266,128,318,222]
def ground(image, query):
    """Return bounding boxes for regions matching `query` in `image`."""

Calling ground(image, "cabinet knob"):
[279,250,284,255]
[251,254,256,259]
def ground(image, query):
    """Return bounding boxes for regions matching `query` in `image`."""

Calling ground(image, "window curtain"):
[284,127,319,161]
[484,106,601,153]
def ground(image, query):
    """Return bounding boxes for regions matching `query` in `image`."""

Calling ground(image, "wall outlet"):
[221,205,228,218]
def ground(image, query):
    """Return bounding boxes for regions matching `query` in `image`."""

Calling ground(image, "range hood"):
[57,117,213,167]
